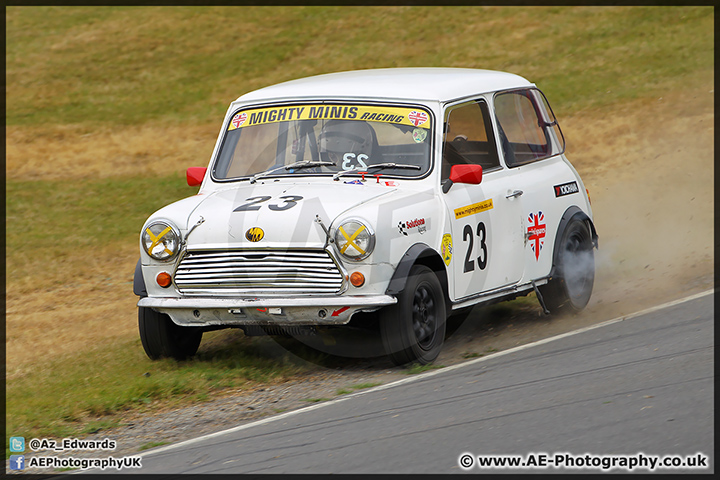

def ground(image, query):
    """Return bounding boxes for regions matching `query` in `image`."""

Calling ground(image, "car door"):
[441,98,524,301]
[493,88,576,280]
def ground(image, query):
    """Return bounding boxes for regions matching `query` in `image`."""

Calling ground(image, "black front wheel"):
[138,307,203,360]
[380,265,446,366]
[539,217,595,313]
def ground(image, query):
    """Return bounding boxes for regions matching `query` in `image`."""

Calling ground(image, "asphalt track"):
[106,290,715,474]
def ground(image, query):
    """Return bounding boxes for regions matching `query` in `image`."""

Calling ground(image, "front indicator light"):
[350,271,365,287]
[156,272,172,288]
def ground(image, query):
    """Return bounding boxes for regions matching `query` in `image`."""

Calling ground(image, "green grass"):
[336,382,382,395]
[6,6,713,126]
[405,363,445,375]
[5,332,312,458]
[139,441,169,451]
[6,175,191,247]
[5,175,195,288]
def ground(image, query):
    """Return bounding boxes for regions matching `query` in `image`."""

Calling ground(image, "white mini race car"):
[134,68,598,365]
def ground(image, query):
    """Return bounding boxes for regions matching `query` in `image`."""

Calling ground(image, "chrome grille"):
[174,249,345,296]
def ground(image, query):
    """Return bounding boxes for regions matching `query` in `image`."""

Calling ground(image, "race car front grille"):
[174,249,345,296]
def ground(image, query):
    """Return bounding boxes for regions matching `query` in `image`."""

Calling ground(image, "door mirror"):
[186,167,207,186]
[443,164,483,193]
[450,164,483,184]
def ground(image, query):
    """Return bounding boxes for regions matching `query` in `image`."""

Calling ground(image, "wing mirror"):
[186,167,207,187]
[442,164,483,193]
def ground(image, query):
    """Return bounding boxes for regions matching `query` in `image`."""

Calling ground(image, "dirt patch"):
[5,84,713,470]
[564,88,714,320]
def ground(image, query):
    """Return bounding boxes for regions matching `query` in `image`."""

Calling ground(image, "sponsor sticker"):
[398,217,428,236]
[454,199,494,219]
[554,181,579,197]
[412,128,428,143]
[441,234,453,266]
[227,104,432,131]
[527,212,546,261]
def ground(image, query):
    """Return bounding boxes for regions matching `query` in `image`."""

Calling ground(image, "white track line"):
[142,288,714,458]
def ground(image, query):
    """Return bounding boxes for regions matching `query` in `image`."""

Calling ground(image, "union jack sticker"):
[407,110,428,127]
[527,211,547,261]
[231,112,248,129]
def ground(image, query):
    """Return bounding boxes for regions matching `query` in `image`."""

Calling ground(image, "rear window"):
[494,89,564,167]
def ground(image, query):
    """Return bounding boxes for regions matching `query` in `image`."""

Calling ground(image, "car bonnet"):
[182,182,397,249]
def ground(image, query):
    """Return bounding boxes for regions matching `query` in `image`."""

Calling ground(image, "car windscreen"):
[212,103,433,181]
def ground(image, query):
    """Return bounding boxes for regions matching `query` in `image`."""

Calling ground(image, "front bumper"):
[137,295,397,327]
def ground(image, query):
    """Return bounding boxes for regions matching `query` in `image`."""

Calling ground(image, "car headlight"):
[141,221,181,261]
[334,218,375,261]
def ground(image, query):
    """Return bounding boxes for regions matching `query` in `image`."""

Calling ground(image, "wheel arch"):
[385,243,451,316]
[549,206,598,278]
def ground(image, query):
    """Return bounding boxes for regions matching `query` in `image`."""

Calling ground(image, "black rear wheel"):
[139,307,203,360]
[539,217,595,313]
[380,265,446,366]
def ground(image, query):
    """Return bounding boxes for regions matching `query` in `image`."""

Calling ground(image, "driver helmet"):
[318,120,374,162]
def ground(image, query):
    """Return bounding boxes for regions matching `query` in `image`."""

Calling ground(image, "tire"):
[380,265,447,366]
[539,217,595,313]
[138,307,203,360]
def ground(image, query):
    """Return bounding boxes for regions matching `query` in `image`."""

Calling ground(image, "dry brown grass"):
[4,121,222,376]
[6,123,219,181]
[5,244,140,378]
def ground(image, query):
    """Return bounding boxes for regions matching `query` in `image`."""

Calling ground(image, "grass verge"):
[336,382,383,395]
[5,331,323,459]
[5,174,194,289]
[405,364,445,375]
[138,441,169,451]
[6,6,713,127]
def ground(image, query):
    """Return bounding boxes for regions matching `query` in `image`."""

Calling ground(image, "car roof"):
[234,68,534,105]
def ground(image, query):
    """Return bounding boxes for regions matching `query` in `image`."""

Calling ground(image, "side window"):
[441,99,500,180]
[494,89,564,167]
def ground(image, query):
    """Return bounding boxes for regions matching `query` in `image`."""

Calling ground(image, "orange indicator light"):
[156,272,172,288]
[350,271,365,287]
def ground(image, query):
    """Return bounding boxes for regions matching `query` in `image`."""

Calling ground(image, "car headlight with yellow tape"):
[334,218,375,261]
[141,221,181,261]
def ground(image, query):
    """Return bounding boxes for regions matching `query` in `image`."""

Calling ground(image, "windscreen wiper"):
[250,160,335,184]
[332,162,421,181]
